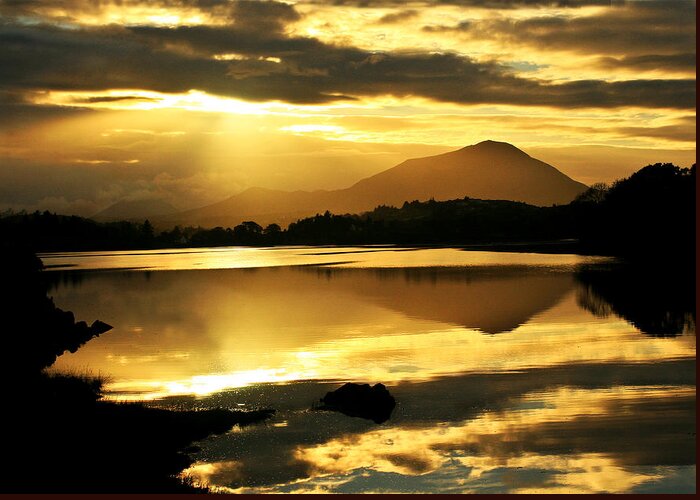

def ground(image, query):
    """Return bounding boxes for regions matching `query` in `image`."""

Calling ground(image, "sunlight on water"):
[44,247,695,493]
[49,262,693,400]
[40,245,608,271]
[98,314,694,400]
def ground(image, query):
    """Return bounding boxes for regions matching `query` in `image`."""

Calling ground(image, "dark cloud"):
[0,21,694,109]
[596,53,697,73]
[73,95,160,104]
[0,22,237,95]
[127,23,320,58]
[303,0,612,8]
[422,20,472,33]
[376,9,419,24]
[613,117,697,143]
[435,0,696,57]
[231,0,301,33]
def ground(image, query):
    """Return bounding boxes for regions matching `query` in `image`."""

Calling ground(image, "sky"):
[0,0,695,216]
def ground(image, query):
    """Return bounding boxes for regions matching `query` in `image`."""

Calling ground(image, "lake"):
[42,246,696,494]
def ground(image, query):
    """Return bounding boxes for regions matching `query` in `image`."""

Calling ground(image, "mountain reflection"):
[307,266,574,334]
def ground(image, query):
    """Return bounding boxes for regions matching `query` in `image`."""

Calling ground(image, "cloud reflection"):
[179,373,694,493]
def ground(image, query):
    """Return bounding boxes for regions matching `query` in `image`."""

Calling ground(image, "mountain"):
[347,140,587,208]
[161,140,587,228]
[94,199,178,222]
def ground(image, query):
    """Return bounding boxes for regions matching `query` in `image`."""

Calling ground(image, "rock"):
[319,383,396,424]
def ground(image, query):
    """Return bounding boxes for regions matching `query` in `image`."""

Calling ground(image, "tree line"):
[1,163,694,260]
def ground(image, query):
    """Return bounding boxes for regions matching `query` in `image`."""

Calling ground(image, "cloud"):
[0,0,695,217]
[0,0,695,109]
[72,95,161,104]
[612,116,697,143]
[0,0,252,21]
[230,0,301,33]
[595,53,696,73]
[376,10,419,24]
[0,21,694,109]
[302,1,611,8]
[422,20,472,33]
[434,0,696,57]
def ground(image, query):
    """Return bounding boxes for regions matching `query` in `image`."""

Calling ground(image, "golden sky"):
[0,0,695,216]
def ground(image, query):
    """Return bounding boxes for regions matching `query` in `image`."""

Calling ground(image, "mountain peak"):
[464,140,529,156]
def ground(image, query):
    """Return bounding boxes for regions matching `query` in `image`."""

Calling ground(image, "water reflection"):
[40,246,605,272]
[176,359,695,493]
[576,263,696,337]
[292,385,695,492]
[42,248,695,493]
[48,262,696,400]
[314,267,574,334]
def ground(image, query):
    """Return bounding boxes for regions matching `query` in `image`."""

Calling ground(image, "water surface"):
[44,246,695,493]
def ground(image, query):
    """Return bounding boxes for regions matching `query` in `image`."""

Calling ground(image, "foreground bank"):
[1,247,273,493]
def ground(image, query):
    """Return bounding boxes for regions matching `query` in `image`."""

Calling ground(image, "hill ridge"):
[157,140,587,227]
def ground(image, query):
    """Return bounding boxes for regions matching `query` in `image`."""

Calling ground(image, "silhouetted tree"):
[578,163,695,260]
[263,223,282,244]
[264,223,281,235]
[573,183,609,204]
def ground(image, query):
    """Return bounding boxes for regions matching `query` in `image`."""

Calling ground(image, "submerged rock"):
[318,382,396,424]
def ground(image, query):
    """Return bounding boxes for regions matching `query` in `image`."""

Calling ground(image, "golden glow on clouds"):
[37,89,274,115]
[213,53,283,64]
[2,0,694,214]
[31,89,695,151]
[292,4,694,82]
[23,4,223,27]
[74,158,140,165]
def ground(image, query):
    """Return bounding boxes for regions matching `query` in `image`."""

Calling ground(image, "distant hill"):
[94,199,178,222]
[4,162,692,258]
[159,140,587,228]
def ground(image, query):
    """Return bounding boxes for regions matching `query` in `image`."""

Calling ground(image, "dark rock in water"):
[319,382,396,424]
